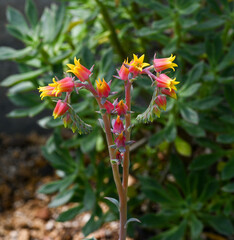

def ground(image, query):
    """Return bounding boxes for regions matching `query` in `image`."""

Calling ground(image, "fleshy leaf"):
[136,87,160,123]
[125,218,141,228]
[69,107,92,134]
[104,197,119,210]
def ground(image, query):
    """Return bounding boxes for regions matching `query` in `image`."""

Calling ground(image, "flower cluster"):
[140,54,179,118]
[38,59,93,132]
[38,53,178,141]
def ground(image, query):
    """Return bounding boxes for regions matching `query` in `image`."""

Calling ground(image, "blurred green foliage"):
[0,0,234,239]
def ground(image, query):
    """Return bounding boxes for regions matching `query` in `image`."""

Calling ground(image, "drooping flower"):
[153,54,178,72]
[96,78,110,98]
[49,77,74,96]
[103,100,114,114]
[161,88,177,100]
[156,74,179,92]
[38,85,61,100]
[115,100,128,116]
[53,100,69,119]
[155,95,167,111]
[67,57,91,82]
[113,116,124,134]
[114,131,126,148]
[117,59,130,81]
[129,54,150,77]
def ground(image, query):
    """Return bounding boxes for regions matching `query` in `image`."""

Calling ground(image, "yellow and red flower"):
[113,116,124,134]
[115,131,126,148]
[118,59,130,81]
[49,77,74,96]
[96,78,110,98]
[115,100,128,116]
[153,54,178,72]
[67,57,91,82]
[161,88,177,100]
[129,54,150,77]
[155,95,167,111]
[38,85,61,100]
[53,100,69,119]
[156,74,179,92]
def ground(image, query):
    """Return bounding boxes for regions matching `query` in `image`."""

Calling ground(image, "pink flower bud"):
[118,59,130,81]
[96,78,110,98]
[114,132,126,148]
[53,100,69,119]
[113,116,124,134]
[115,100,128,116]
[103,100,114,114]
[155,95,167,111]
[161,88,177,100]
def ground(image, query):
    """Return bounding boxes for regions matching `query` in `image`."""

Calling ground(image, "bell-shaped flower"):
[153,54,178,72]
[113,116,124,134]
[129,54,150,77]
[96,78,110,98]
[53,100,70,119]
[156,74,179,92]
[155,95,167,111]
[115,100,128,116]
[67,57,91,82]
[103,100,114,114]
[117,59,130,81]
[161,88,177,100]
[38,85,61,100]
[49,77,74,96]
[114,131,126,148]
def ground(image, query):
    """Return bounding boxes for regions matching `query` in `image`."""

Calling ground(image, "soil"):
[0,132,133,240]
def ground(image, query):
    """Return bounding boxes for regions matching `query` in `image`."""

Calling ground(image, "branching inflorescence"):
[38,53,179,240]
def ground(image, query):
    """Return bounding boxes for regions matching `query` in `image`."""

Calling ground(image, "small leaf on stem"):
[101,97,107,105]
[109,144,117,149]
[111,159,119,164]
[104,197,119,211]
[125,218,141,228]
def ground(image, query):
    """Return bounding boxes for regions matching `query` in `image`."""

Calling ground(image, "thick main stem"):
[88,78,131,240]
[87,80,123,201]
[119,80,132,240]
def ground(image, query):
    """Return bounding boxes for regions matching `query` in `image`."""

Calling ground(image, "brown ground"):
[0,132,133,240]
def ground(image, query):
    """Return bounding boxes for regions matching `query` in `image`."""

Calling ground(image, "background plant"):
[1,0,233,239]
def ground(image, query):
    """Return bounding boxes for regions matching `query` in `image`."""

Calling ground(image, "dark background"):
[0,0,58,134]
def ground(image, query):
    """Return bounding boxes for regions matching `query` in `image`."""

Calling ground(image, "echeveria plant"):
[38,53,179,239]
